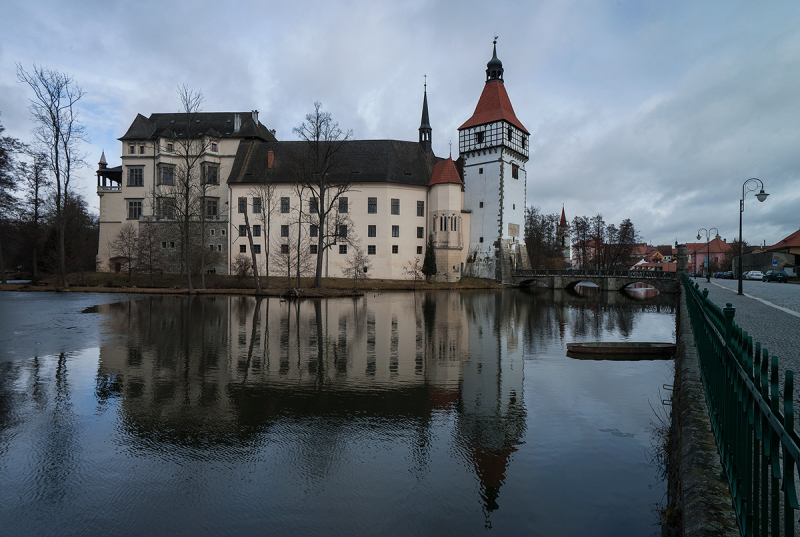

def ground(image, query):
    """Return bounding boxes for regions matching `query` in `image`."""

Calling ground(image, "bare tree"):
[136,223,164,284]
[152,85,214,294]
[571,215,590,269]
[248,155,278,287]
[240,198,262,294]
[17,65,86,288]
[292,101,353,287]
[589,213,606,270]
[0,119,23,284]
[231,252,252,287]
[19,151,50,283]
[109,223,138,282]
[273,227,314,290]
[341,242,372,291]
[403,257,425,291]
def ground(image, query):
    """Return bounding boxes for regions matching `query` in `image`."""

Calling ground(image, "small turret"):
[98,151,107,170]
[486,38,504,83]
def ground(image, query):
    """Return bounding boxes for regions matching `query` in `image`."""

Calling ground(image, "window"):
[238,197,246,213]
[205,198,218,218]
[253,244,261,254]
[158,198,175,219]
[368,245,376,255]
[210,229,215,236]
[218,244,222,252]
[368,225,376,237]
[392,245,398,254]
[211,142,218,152]
[221,229,226,236]
[239,225,247,237]
[166,142,174,152]
[170,241,175,248]
[391,199,399,215]
[339,245,347,254]
[476,131,484,144]
[252,197,262,214]
[508,127,512,141]
[203,164,219,184]
[209,245,214,251]
[522,136,527,150]
[310,224,318,237]
[338,225,347,238]
[453,218,457,231]
[281,197,290,213]
[479,237,484,243]
[281,244,289,254]
[368,197,377,214]
[416,226,424,238]
[281,225,289,237]
[161,241,167,249]
[158,165,174,186]
[139,145,145,154]
[512,204,515,210]
[128,167,144,187]
[417,246,423,255]
[512,164,519,179]
[392,225,399,237]
[128,144,135,155]
[339,197,348,213]
[479,202,484,208]
[479,167,483,174]
[127,200,143,220]
[240,244,246,253]
[252,225,261,237]
[310,244,318,254]
[417,201,424,217]
[309,197,318,214]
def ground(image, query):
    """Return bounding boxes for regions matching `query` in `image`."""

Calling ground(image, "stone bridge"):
[510,269,679,293]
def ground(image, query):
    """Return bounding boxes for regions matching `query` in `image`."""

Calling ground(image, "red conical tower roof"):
[429,156,463,186]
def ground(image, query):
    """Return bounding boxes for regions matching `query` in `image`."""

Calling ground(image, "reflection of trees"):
[517,288,676,352]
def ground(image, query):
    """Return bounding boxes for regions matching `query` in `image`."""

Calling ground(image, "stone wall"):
[666,291,738,536]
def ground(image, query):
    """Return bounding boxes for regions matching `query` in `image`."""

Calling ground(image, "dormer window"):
[166,142,174,152]
[128,144,135,154]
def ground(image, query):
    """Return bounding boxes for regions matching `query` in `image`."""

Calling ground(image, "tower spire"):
[419,77,432,154]
[486,37,504,83]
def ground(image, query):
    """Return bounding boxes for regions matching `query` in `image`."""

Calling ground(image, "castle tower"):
[459,40,530,280]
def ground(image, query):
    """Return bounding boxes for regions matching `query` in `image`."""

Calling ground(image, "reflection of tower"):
[556,205,571,268]
[456,293,527,519]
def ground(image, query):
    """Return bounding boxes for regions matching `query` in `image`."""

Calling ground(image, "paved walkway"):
[690,277,800,408]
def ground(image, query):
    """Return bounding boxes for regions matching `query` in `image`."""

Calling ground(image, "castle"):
[96,43,531,282]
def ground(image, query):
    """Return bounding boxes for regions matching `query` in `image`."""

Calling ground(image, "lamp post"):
[697,228,719,282]
[738,178,769,295]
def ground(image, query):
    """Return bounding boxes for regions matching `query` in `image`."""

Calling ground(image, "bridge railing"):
[682,274,800,536]
[511,268,674,280]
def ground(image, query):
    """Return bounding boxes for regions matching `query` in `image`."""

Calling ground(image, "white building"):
[96,43,529,282]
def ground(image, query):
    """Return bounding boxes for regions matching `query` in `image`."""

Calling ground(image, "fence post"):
[723,303,735,346]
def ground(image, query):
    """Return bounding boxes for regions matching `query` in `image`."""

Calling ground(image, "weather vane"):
[424,73,427,90]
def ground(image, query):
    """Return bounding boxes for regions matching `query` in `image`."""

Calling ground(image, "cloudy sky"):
[1,0,798,247]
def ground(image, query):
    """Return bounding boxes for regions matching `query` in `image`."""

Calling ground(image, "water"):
[0,289,676,536]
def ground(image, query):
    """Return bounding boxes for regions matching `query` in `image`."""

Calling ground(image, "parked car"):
[724,271,734,279]
[763,270,789,282]
[747,271,764,280]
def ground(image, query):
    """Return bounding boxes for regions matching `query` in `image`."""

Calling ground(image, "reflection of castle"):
[96,292,527,512]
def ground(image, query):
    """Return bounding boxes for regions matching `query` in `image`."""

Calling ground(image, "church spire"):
[486,37,504,83]
[419,77,432,154]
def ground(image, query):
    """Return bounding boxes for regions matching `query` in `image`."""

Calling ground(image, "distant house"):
[687,238,732,276]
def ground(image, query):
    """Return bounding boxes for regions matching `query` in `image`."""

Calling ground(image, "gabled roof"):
[120,112,277,142]
[429,157,462,186]
[228,139,440,187]
[694,237,732,254]
[458,81,529,134]
[767,228,800,250]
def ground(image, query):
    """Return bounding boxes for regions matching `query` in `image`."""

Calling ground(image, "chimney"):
[267,149,274,169]
[234,113,241,132]
[252,110,259,124]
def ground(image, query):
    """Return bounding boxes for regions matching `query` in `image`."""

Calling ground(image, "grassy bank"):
[0,271,504,297]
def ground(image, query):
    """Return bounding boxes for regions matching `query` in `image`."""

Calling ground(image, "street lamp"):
[697,227,719,282]
[738,178,769,295]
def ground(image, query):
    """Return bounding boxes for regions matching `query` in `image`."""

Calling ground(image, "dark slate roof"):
[119,112,277,142]
[228,139,443,187]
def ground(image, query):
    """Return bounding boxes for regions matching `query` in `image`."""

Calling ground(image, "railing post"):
[723,303,736,346]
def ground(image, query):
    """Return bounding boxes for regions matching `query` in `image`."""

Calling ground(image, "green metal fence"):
[682,274,800,536]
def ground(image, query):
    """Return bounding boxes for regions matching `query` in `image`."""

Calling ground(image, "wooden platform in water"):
[566,342,675,360]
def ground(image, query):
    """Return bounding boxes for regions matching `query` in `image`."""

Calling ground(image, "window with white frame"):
[391,198,399,215]
[252,197,262,214]
[368,197,377,214]
[392,225,399,237]
[205,198,219,218]
[238,197,247,213]
[368,225,376,237]
[417,201,424,217]
[281,225,289,237]
[339,197,348,213]
[281,197,290,213]
[253,225,261,237]
[368,245,376,255]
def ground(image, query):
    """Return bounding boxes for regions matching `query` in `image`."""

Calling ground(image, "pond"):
[0,289,676,536]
